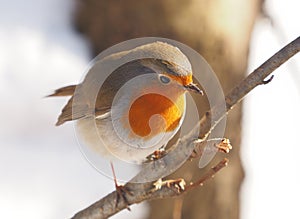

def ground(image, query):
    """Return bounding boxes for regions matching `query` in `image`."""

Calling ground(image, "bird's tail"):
[47,85,76,97]
[47,85,88,126]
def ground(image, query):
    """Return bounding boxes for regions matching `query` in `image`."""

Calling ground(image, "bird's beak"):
[184,83,204,95]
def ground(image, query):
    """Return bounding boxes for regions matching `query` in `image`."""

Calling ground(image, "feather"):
[47,85,76,97]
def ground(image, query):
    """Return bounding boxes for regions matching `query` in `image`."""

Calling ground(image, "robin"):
[49,41,202,172]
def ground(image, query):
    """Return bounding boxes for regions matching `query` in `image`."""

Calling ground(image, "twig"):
[185,158,229,191]
[71,36,300,219]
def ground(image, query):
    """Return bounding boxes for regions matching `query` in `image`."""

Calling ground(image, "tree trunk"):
[73,0,262,218]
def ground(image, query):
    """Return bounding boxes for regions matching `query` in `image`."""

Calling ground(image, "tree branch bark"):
[72,36,300,219]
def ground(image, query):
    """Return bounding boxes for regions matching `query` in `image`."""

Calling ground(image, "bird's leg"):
[110,162,132,210]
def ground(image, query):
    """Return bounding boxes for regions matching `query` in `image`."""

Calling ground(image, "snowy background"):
[241,1,300,218]
[0,0,299,218]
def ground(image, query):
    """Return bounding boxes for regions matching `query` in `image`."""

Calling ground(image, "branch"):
[185,158,229,191]
[72,36,300,219]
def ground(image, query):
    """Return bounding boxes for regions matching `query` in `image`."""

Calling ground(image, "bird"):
[49,41,202,190]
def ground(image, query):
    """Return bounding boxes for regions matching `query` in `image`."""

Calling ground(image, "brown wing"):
[50,59,155,126]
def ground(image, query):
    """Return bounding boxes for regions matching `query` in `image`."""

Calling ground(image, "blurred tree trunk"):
[73,0,262,218]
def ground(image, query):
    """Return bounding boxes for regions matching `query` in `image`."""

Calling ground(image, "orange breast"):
[128,93,185,138]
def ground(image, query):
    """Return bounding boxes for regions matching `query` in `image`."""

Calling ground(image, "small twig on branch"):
[185,158,228,191]
[261,75,275,85]
[150,158,229,194]
[72,36,300,219]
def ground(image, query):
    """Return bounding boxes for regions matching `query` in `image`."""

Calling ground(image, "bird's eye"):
[159,75,171,84]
